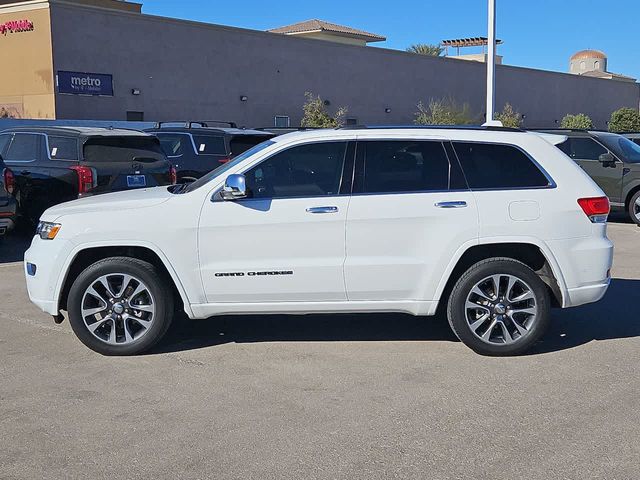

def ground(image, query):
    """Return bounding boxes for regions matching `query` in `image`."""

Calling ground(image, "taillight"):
[3,168,15,195]
[70,166,95,195]
[218,158,231,164]
[169,166,177,185]
[577,196,610,223]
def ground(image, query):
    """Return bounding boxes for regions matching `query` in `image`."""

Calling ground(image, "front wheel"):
[628,190,640,226]
[67,257,174,356]
[447,258,550,356]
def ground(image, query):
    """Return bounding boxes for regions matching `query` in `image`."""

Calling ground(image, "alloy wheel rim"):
[81,273,155,345]
[465,274,538,345]
[634,197,640,222]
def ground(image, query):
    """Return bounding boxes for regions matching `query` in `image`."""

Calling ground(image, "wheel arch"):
[433,239,566,315]
[624,183,640,210]
[56,242,193,318]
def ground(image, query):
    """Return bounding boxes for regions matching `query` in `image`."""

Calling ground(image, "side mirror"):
[220,174,247,200]
[599,152,616,168]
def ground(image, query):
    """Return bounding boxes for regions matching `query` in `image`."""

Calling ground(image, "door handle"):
[435,201,467,208]
[306,206,338,214]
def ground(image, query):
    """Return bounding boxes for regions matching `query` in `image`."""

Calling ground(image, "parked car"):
[0,127,176,225]
[624,132,640,147]
[536,129,640,225]
[0,151,17,237]
[24,126,612,356]
[145,121,275,182]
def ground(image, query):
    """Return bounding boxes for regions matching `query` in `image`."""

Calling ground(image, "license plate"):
[127,175,146,188]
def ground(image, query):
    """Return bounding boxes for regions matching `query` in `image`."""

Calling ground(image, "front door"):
[198,140,353,303]
[344,139,478,302]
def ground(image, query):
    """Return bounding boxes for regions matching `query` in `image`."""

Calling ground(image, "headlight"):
[36,221,62,240]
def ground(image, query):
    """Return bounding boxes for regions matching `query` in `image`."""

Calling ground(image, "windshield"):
[182,140,275,193]
[597,134,640,163]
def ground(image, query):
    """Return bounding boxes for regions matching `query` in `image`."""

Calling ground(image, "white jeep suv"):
[24,127,613,356]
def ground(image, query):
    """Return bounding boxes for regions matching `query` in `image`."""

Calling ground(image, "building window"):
[274,115,290,128]
[126,111,144,121]
[594,60,600,70]
[346,118,358,125]
[580,61,586,71]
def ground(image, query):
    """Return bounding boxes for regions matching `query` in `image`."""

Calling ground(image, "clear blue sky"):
[141,0,640,80]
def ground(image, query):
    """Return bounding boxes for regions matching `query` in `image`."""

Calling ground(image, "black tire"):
[628,190,640,226]
[447,257,550,356]
[67,256,174,356]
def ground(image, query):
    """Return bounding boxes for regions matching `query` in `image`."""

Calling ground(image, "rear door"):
[344,138,478,304]
[0,134,11,206]
[558,136,623,202]
[82,136,172,194]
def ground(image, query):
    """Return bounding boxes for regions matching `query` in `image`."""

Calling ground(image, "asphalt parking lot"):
[1,216,639,480]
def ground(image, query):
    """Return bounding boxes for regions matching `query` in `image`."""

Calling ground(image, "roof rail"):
[155,120,238,129]
[337,124,524,132]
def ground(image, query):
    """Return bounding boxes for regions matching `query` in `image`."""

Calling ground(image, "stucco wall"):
[0,2,55,119]
[48,2,639,128]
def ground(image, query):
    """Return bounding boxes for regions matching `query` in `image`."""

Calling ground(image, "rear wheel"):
[67,257,174,356]
[447,258,550,356]
[628,190,640,226]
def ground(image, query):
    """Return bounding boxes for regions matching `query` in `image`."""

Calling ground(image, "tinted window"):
[453,142,550,189]
[192,135,226,155]
[559,137,607,160]
[5,133,40,162]
[0,134,10,156]
[632,139,640,147]
[83,137,165,163]
[155,133,191,157]
[617,137,640,163]
[360,141,450,193]
[48,136,78,160]
[229,136,271,157]
[244,142,347,198]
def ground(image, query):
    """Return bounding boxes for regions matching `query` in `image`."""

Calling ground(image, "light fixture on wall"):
[521,114,527,119]
[131,88,141,96]
[323,99,331,106]
[385,108,391,113]
[240,95,248,102]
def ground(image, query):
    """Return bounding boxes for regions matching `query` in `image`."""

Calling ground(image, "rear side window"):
[155,133,191,157]
[192,135,226,155]
[48,136,78,160]
[558,138,607,160]
[83,136,165,163]
[229,136,271,157]
[453,142,550,189]
[0,134,10,155]
[4,133,40,162]
[359,141,450,193]
[244,141,347,198]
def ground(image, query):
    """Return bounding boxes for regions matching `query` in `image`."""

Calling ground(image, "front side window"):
[0,134,10,156]
[559,138,607,160]
[155,133,191,157]
[192,135,226,155]
[244,142,347,199]
[5,133,40,162]
[617,137,640,163]
[48,136,78,160]
[359,141,450,193]
[453,142,550,189]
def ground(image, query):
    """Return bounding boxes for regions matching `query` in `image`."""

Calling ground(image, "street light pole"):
[486,0,496,122]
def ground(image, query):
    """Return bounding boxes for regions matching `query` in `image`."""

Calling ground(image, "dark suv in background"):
[0,127,175,225]
[0,153,17,237]
[537,129,640,225]
[146,121,274,182]
[624,133,640,147]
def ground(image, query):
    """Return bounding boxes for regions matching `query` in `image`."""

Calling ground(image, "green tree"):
[561,113,594,130]
[406,43,444,56]
[300,92,347,128]
[414,98,474,125]
[496,103,522,128]
[608,107,640,133]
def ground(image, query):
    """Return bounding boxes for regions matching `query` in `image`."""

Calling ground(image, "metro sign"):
[0,19,34,35]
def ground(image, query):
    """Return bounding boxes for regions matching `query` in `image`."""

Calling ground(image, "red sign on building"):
[0,19,34,35]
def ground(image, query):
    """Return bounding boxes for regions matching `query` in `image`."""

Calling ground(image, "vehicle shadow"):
[152,278,640,355]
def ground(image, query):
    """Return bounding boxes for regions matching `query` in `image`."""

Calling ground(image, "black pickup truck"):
[0,127,175,225]
[0,152,17,237]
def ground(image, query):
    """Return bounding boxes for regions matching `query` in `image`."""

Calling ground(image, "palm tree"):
[406,43,444,56]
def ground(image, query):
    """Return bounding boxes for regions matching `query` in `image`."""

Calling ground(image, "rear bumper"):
[565,280,610,308]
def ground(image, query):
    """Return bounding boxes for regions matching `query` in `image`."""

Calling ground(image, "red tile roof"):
[268,19,385,42]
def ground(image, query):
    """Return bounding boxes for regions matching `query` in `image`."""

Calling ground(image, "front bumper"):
[24,236,76,316]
